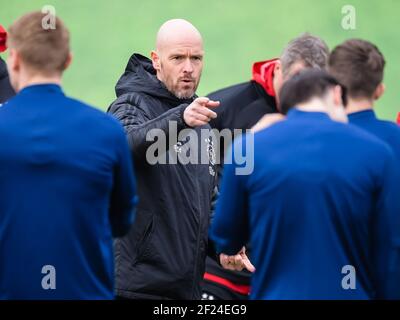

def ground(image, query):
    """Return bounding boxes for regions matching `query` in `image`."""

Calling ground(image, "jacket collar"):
[287,108,331,121]
[348,109,376,121]
[19,83,64,96]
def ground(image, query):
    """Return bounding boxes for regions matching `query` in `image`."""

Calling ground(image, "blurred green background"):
[1,0,399,120]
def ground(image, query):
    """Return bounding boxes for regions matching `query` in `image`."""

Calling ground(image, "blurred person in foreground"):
[210,69,400,299]
[0,11,137,299]
[203,33,329,300]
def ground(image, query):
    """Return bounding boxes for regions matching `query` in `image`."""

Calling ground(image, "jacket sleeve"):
[108,94,189,158]
[109,124,139,238]
[372,151,400,299]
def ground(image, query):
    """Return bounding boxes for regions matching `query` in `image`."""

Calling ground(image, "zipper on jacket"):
[190,159,205,299]
[191,192,202,299]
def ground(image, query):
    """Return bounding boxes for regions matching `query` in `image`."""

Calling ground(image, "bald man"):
[108,19,218,300]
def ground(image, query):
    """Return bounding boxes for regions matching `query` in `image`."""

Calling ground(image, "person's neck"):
[345,97,374,114]
[17,74,62,92]
[296,99,329,114]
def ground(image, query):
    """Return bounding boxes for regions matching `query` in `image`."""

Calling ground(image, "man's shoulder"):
[0,94,126,143]
[255,117,391,150]
[64,96,107,117]
[375,118,400,138]
[340,121,394,157]
[63,96,126,137]
[108,91,149,114]
[347,115,400,148]
[370,119,400,160]
[0,98,14,112]
[0,93,28,121]
[350,112,400,137]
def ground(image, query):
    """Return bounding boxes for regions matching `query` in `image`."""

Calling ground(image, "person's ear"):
[63,52,73,71]
[7,48,20,73]
[274,60,281,76]
[273,60,283,102]
[373,83,385,101]
[151,50,161,71]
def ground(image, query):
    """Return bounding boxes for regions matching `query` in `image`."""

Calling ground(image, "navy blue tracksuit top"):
[0,84,138,299]
[210,109,400,300]
[349,109,400,162]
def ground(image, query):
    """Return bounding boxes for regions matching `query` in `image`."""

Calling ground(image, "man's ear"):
[151,50,160,71]
[8,48,20,72]
[274,60,281,75]
[273,60,283,104]
[373,83,385,101]
[63,52,73,71]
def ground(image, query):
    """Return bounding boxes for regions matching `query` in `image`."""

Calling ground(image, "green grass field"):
[1,0,399,120]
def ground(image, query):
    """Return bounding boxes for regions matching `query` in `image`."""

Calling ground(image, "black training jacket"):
[108,53,216,300]
[0,57,15,104]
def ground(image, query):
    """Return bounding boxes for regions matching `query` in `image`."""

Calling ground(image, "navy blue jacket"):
[349,109,400,162]
[0,84,137,299]
[210,109,400,299]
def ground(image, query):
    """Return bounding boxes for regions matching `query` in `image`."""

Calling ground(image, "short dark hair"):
[279,69,347,115]
[280,33,329,77]
[329,39,385,99]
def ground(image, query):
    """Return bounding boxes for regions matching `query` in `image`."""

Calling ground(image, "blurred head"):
[329,39,385,103]
[151,19,203,99]
[279,69,347,122]
[7,11,71,92]
[273,33,329,98]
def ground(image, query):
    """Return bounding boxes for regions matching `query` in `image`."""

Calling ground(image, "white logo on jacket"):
[145,121,254,175]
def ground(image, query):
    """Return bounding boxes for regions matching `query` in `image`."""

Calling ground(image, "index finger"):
[205,100,220,108]
[243,258,256,273]
[195,97,210,105]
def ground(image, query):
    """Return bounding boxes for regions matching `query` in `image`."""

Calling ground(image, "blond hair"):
[8,11,70,75]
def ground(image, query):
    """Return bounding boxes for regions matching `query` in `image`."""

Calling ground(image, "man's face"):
[152,40,203,99]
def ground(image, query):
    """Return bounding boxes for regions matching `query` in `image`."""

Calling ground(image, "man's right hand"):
[183,97,220,127]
